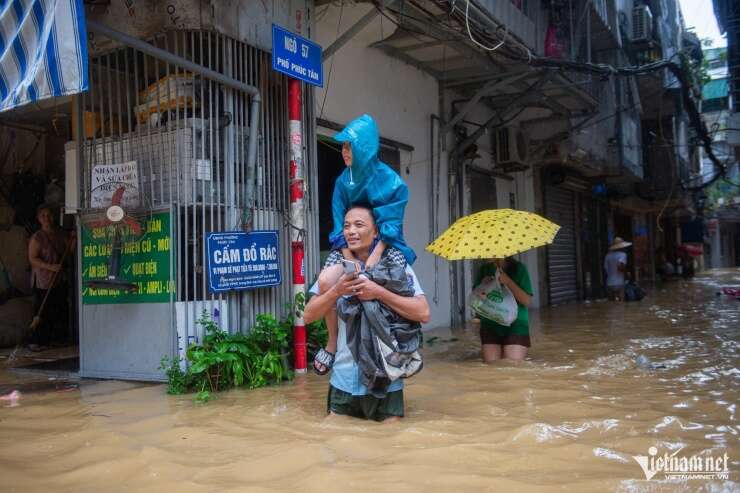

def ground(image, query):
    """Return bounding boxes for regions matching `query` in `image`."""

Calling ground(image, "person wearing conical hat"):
[604,237,632,301]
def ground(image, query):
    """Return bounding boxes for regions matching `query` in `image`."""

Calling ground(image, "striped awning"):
[0,0,88,113]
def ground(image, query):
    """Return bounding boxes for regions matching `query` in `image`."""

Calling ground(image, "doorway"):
[0,99,80,375]
[544,185,578,305]
[580,197,609,299]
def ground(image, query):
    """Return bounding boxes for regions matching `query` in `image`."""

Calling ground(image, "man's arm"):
[352,277,430,323]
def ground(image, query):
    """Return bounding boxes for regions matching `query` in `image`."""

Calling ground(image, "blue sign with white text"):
[272,24,323,87]
[206,231,281,292]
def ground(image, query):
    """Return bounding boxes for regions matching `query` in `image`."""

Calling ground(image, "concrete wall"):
[314,4,452,328]
[86,0,310,54]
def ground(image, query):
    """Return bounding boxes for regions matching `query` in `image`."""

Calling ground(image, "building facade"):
[0,0,712,381]
[700,46,740,268]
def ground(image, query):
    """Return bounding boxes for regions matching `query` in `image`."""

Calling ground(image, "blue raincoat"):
[330,114,416,264]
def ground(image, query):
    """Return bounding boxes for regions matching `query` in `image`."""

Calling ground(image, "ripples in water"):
[1,270,738,492]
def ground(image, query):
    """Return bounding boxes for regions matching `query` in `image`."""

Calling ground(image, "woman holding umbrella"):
[474,257,533,361]
[426,208,559,362]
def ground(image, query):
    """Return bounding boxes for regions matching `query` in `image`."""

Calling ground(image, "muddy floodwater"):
[1,270,738,492]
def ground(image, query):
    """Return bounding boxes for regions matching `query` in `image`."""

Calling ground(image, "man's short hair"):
[345,203,375,222]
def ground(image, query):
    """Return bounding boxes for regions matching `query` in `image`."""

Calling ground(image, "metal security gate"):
[545,185,578,305]
[75,27,317,380]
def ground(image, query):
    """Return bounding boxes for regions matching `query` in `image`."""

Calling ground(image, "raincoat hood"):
[328,113,417,264]
[333,114,379,182]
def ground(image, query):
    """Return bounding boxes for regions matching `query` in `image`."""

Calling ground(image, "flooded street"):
[1,270,738,492]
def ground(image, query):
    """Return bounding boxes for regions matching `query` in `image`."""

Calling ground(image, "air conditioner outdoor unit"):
[632,5,653,42]
[492,126,529,166]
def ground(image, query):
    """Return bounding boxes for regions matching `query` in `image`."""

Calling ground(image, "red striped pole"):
[288,78,307,373]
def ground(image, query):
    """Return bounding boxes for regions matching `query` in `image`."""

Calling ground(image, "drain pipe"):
[87,20,262,216]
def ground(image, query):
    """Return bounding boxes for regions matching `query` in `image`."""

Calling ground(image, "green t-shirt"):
[474,260,533,336]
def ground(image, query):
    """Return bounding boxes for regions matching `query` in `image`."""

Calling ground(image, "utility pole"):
[288,78,307,373]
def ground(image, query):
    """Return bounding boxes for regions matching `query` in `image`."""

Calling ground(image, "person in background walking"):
[604,237,631,301]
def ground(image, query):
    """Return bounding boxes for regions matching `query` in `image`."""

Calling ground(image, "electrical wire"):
[463,0,508,52]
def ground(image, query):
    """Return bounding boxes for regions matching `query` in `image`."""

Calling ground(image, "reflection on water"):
[1,270,738,492]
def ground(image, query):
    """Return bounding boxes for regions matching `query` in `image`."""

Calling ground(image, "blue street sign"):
[206,231,281,292]
[272,24,323,87]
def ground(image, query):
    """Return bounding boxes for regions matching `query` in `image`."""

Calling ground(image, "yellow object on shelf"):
[135,73,199,124]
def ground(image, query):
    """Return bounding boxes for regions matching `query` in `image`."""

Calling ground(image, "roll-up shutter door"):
[545,185,578,305]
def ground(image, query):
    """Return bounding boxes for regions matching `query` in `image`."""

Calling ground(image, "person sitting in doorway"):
[473,257,533,362]
[27,204,75,351]
[604,237,631,301]
[304,205,429,422]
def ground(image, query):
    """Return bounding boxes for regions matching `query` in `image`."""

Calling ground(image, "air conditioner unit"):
[492,126,529,166]
[631,5,653,42]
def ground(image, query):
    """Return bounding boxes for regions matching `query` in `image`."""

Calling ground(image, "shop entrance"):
[580,197,609,299]
[544,184,578,305]
[3,28,297,382]
[0,97,80,374]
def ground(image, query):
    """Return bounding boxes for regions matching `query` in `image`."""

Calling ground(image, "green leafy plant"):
[162,310,295,402]
[159,356,189,395]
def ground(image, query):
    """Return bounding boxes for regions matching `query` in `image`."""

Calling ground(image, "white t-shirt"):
[604,251,627,287]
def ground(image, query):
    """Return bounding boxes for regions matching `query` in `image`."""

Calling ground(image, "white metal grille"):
[80,30,318,345]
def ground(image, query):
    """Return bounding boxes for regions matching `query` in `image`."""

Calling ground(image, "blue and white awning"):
[0,0,88,113]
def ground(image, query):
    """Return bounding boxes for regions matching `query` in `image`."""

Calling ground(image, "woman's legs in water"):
[503,344,528,361]
[481,344,502,362]
[315,264,343,373]
[482,344,528,362]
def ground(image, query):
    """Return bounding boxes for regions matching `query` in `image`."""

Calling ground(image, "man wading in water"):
[304,205,429,422]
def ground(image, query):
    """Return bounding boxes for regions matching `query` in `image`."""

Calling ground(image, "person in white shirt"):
[604,237,631,301]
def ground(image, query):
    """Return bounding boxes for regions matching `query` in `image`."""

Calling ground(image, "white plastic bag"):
[468,273,518,326]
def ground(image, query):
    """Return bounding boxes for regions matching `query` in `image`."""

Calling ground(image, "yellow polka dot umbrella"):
[426,209,560,260]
